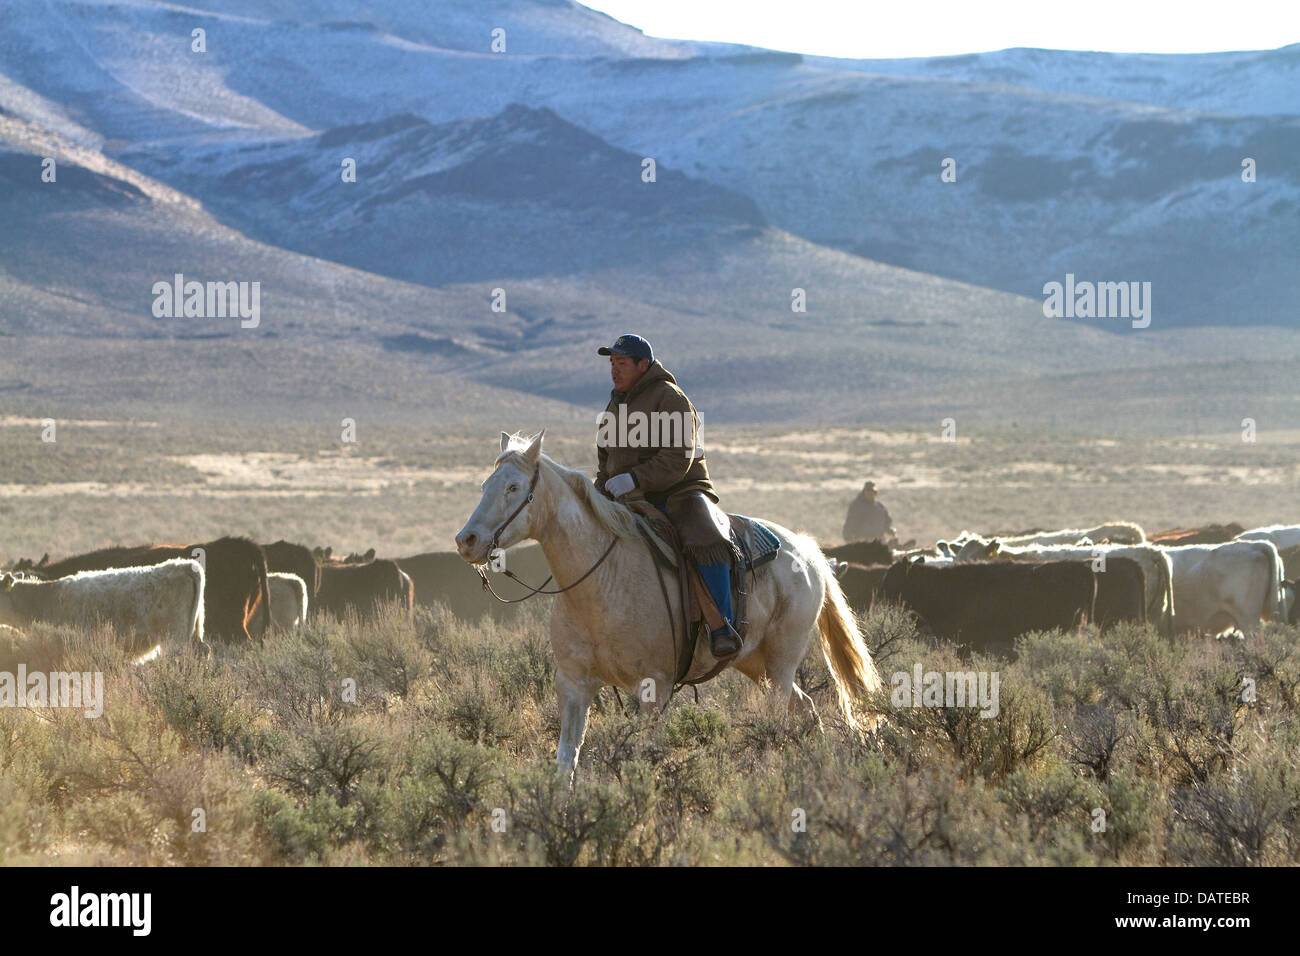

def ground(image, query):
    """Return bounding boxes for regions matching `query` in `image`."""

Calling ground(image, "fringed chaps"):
[665,490,742,567]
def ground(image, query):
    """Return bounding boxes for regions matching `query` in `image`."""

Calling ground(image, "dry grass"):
[2,422,1299,865]
[1,599,1298,866]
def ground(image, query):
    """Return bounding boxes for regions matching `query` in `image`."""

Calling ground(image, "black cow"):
[317,557,413,623]
[263,540,321,604]
[395,545,554,620]
[1093,557,1147,631]
[824,540,894,566]
[834,562,892,615]
[878,559,1097,653]
[1148,523,1244,546]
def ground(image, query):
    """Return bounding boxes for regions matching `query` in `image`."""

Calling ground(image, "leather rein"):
[475,462,617,604]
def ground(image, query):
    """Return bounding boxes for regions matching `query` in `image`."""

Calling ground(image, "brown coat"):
[595,361,714,505]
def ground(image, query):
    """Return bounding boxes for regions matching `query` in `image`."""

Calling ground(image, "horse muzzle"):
[454,527,491,564]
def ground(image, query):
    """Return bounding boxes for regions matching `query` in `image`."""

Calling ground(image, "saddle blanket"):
[730,514,781,569]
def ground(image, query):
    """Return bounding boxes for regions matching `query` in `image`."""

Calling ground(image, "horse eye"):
[507,483,519,494]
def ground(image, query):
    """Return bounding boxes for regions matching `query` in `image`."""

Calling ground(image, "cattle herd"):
[828,520,1300,653]
[0,519,1297,664]
[0,537,422,659]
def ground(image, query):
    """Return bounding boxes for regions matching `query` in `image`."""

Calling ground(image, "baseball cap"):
[597,334,653,363]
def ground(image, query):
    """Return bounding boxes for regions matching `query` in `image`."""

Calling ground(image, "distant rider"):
[843,480,895,543]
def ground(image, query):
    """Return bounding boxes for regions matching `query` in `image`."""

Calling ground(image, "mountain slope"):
[809,43,1300,118]
[2,1,1299,432]
[4,3,1292,327]
[120,104,765,286]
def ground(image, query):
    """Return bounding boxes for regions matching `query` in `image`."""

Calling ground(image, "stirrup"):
[709,621,742,658]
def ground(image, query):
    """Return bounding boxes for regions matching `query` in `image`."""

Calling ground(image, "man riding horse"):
[594,334,744,658]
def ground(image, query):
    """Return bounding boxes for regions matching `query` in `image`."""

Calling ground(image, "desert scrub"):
[502,760,662,866]
[141,647,262,757]
[735,749,1024,866]
[1167,752,1300,865]
[3,594,1300,865]
[5,674,265,864]
[345,604,433,703]
[878,642,1055,781]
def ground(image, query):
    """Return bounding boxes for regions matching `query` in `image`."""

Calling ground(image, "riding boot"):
[709,620,743,658]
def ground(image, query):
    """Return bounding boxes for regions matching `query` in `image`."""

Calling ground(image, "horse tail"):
[815,556,883,731]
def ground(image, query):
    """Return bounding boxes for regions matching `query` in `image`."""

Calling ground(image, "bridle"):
[488,460,541,552]
[476,460,616,603]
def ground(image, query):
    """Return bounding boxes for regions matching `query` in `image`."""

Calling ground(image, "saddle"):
[627,498,781,687]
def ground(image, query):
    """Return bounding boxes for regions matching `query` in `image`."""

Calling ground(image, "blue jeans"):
[654,501,733,627]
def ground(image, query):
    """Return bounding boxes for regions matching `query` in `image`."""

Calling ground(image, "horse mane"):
[495,437,643,544]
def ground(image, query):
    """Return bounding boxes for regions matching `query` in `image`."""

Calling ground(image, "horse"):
[454,430,882,783]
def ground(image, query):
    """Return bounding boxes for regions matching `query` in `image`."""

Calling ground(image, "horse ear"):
[500,432,511,453]
[522,429,545,462]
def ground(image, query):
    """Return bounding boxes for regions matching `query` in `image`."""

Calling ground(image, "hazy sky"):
[580,0,1300,58]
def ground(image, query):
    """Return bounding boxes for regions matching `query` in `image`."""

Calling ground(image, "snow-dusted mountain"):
[810,44,1300,118]
[1,1,1297,426]
[120,103,766,286]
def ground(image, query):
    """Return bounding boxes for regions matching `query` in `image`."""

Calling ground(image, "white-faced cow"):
[0,559,205,658]
[1159,541,1288,637]
[1236,525,1300,551]
[1236,526,1300,580]
[26,537,268,644]
[266,572,309,631]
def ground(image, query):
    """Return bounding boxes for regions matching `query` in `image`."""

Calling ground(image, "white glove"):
[605,473,636,498]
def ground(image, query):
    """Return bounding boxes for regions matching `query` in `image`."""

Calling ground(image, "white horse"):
[454,431,882,783]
